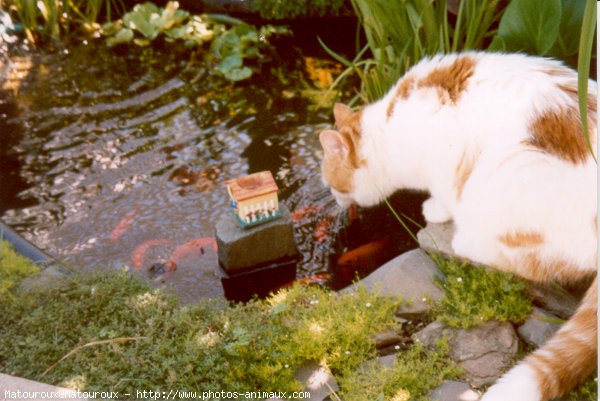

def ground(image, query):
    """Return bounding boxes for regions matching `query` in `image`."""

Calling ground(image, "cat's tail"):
[482,275,597,401]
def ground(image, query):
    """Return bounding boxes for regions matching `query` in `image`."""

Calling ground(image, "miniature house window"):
[226,171,281,228]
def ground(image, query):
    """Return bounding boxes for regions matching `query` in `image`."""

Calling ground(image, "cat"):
[319,52,597,401]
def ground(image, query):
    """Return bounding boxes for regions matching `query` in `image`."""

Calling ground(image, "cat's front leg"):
[481,364,542,401]
[422,197,452,223]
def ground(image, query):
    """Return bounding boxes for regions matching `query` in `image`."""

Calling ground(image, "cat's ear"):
[320,129,348,156]
[334,103,353,125]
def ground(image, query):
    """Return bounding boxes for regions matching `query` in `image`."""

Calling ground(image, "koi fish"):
[336,238,389,271]
[313,215,334,243]
[278,273,332,289]
[167,237,218,265]
[110,207,138,243]
[291,205,323,222]
[131,239,174,269]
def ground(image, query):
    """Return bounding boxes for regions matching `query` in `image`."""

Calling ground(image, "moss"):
[0,240,40,300]
[432,256,533,328]
[2,268,455,398]
[337,339,461,401]
[563,376,598,401]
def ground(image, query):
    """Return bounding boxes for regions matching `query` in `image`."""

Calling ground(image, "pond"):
[0,32,426,302]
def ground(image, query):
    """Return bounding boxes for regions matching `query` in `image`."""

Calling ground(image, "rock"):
[373,330,402,349]
[413,320,519,386]
[377,354,398,369]
[344,249,446,316]
[517,307,562,348]
[215,204,299,272]
[417,222,456,258]
[19,264,70,293]
[429,380,480,401]
[294,362,338,401]
[527,283,580,319]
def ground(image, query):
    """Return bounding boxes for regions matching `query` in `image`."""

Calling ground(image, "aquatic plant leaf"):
[164,25,188,40]
[216,54,243,73]
[102,20,123,36]
[124,10,157,39]
[106,27,134,46]
[488,0,561,55]
[225,66,253,81]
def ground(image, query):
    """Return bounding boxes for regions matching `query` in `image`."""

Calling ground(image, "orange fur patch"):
[417,56,476,105]
[527,106,592,164]
[527,276,597,400]
[454,151,478,199]
[322,109,365,194]
[498,231,544,248]
[502,253,593,285]
[387,75,415,119]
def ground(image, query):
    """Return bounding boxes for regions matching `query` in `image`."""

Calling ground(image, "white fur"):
[481,364,542,401]
[344,52,597,276]
[327,52,598,400]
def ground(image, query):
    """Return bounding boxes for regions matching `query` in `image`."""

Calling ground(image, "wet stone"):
[428,380,480,401]
[373,330,403,349]
[215,204,299,272]
[517,307,562,348]
[413,320,519,387]
[344,249,446,316]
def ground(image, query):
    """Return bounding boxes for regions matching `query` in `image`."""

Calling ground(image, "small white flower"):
[365,302,371,308]
[284,364,289,368]
[457,277,463,282]
[344,350,351,355]
[394,345,400,350]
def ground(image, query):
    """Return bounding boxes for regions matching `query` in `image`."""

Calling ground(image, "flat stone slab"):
[413,320,519,387]
[215,204,299,272]
[294,362,338,401]
[428,380,480,401]
[517,307,562,348]
[344,249,445,316]
[417,222,455,257]
[0,373,89,400]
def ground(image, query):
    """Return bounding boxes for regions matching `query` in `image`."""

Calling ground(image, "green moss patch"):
[0,240,40,300]
[432,256,533,329]
[0,266,460,398]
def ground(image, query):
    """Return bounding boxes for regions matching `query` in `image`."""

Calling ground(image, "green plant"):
[337,339,461,401]
[251,0,348,20]
[5,0,124,43]
[3,267,451,398]
[101,2,290,82]
[0,240,39,301]
[432,256,533,329]
[322,0,505,104]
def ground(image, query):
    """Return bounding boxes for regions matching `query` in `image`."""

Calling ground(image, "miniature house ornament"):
[226,171,282,228]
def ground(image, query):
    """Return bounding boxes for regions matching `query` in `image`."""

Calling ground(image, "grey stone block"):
[344,249,446,316]
[429,380,480,401]
[517,307,562,348]
[413,320,519,387]
[294,362,338,401]
[215,204,299,272]
[417,222,456,257]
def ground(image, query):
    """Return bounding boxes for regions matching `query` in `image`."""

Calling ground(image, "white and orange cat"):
[319,52,597,401]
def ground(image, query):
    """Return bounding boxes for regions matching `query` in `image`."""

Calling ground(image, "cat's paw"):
[422,198,452,223]
[481,364,542,401]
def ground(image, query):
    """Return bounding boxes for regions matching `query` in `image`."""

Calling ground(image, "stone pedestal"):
[215,204,300,301]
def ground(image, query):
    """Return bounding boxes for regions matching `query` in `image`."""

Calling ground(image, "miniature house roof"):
[226,171,278,202]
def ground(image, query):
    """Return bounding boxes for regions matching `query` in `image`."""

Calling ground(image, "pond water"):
[0,35,425,302]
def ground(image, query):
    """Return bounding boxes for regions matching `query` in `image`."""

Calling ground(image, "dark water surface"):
[0,39,424,301]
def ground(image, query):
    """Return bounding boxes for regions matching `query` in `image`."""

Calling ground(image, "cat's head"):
[319,103,379,208]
